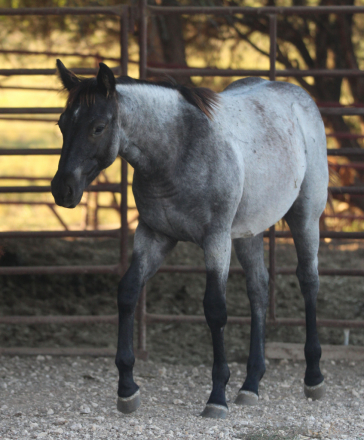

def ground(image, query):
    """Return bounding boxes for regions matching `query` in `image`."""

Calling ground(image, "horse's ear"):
[56,59,80,91]
[97,63,116,97]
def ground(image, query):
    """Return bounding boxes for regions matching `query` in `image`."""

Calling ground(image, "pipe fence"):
[0,4,364,359]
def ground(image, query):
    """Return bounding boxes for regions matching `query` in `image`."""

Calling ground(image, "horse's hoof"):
[200,404,228,419]
[304,380,325,401]
[117,390,141,414]
[234,390,259,406]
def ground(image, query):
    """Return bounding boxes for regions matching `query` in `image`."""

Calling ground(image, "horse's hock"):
[0,4,364,360]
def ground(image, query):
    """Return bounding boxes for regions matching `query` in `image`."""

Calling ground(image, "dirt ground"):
[0,356,363,440]
[0,237,363,365]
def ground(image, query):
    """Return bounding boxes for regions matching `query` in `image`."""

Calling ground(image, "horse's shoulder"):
[222,77,267,93]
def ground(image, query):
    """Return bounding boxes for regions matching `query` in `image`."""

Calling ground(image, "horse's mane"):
[65,75,219,119]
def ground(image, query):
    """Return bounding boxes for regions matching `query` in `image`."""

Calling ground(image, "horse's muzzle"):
[51,171,83,208]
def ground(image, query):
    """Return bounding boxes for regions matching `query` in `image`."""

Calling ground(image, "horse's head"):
[51,60,120,208]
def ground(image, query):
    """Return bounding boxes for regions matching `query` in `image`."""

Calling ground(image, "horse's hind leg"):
[115,220,176,414]
[284,191,326,400]
[233,233,269,405]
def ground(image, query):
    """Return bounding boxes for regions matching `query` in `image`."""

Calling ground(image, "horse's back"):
[222,77,266,93]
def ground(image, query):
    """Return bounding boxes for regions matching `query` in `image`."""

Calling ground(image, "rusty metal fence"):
[0,4,364,359]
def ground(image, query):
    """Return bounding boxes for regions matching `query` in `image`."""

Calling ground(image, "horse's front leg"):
[116,220,177,414]
[200,231,231,419]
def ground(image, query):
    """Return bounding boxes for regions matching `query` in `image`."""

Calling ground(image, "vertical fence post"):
[120,7,129,276]
[269,14,277,321]
[139,0,147,80]
[269,14,277,82]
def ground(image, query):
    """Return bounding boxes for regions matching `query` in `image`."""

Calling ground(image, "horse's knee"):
[203,296,227,329]
[117,277,141,314]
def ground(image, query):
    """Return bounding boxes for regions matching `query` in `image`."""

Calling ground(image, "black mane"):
[65,75,219,119]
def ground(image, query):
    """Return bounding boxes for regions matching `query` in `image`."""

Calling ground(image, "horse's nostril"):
[67,185,72,196]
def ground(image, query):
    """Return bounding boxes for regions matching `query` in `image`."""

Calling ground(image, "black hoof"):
[234,390,259,406]
[200,404,228,419]
[304,380,325,401]
[117,390,141,414]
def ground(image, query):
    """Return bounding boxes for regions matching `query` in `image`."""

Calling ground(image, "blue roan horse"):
[52,60,328,419]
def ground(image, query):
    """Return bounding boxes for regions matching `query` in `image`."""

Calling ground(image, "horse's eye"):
[94,125,105,135]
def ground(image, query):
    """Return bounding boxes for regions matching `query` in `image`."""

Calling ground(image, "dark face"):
[51,60,119,208]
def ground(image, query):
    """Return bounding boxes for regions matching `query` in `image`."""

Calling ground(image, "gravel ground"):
[1,356,363,440]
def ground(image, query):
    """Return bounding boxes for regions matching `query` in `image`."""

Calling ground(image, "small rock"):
[37,433,47,438]
[30,422,38,429]
[71,423,82,430]
[80,405,91,414]
[36,355,45,362]
[352,389,360,398]
[91,402,98,408]
[173,399,183,405]
[47,409,54,415]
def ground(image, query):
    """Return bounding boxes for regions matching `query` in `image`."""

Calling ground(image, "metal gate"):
[0,4,364,359]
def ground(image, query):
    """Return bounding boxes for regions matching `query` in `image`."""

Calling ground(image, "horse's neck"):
[116,84,182,175]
